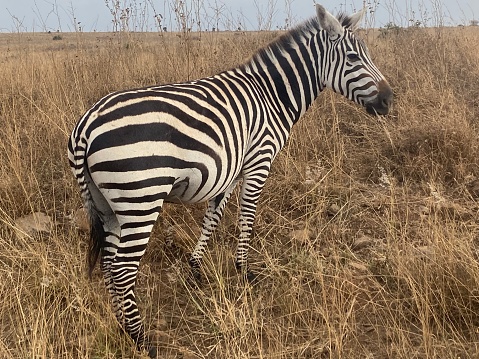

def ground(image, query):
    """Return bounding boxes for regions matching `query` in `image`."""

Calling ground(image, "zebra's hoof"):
[235,262,258,284]
[187,268,203,288]
[246,270,258,284]
[147,346,158,358]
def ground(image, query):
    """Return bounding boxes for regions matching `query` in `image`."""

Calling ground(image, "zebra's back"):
[69,73,262,205]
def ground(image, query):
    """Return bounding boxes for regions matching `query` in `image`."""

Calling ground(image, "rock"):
[0,173,16,192]
[165,263,182,283]
[40,276,52,288]
[76,334,95,349]
[303,179,315,187]
[418,205,430,215]
[178,348,201,359]
[327,203,341,216]
[15,212,53,238]
[348,261,368,272]
[415,246,436,260]
[290,228,311,244]
[467,178,479,197]
[351,235,374,250]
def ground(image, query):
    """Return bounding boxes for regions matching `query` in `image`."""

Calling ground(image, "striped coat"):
[68,4,392,357]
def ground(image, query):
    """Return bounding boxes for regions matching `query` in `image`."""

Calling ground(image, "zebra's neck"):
[240,19,323,126]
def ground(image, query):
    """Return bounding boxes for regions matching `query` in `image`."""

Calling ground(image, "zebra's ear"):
[347,7,366,31]
[316,4,344,38]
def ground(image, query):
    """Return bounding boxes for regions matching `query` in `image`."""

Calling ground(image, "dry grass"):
[1,26,479,358]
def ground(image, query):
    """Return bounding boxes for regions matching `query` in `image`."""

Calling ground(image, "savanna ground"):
[0,24,479,358]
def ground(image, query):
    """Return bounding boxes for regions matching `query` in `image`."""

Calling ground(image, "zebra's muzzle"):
[365,79,393,116]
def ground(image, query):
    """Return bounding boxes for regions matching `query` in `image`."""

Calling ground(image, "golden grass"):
[1,26,479,358]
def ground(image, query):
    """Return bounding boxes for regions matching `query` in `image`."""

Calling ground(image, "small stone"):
[362,324,375,333]
[290,228,311,244]
[165,263,182,283]
[418,205,430,215]
[15,212,53,238]
[303,179,315,187]
[415,246,436,260]
[352,235,374,250]
[156,318,168,329]
[467,179,479,197]
[327,203,341,216]
[178,348,201,359]
[40,276,52,287]
[348,261,368,272]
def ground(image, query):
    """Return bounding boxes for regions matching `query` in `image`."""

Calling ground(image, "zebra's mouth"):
[365,80,393,116]
[365,102,390,116]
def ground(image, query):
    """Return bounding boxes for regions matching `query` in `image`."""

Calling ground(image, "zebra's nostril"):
[377,79,393,109]
[378,91,393,110]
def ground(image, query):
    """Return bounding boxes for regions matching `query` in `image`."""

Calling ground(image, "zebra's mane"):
[246,18,319,66]
[242,12,356,70]
[337,12,356,30]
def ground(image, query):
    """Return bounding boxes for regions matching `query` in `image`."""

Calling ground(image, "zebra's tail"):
[86,198,105,278]
[68,134,105,278]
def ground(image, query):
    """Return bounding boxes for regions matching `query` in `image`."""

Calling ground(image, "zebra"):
[68,4,392,357]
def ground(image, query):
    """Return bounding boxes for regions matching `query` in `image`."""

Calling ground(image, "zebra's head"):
[316,4,393,115]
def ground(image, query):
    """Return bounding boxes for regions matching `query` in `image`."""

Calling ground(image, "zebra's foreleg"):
[235,175,267,283]
[189,180,240,282]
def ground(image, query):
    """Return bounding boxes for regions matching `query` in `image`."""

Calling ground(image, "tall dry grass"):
[0,25,479,358]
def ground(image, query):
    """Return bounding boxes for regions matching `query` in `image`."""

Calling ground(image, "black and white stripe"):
[68,4,392,356]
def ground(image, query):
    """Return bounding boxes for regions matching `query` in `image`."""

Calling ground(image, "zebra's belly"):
[165,169,225,204]
[90,155,237,206]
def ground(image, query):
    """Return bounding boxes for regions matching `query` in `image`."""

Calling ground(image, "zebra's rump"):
[79,107,230,203]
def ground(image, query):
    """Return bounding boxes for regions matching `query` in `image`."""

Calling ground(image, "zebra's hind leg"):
[109,209,162,358]
[100,225,157,356]
[84,177,127,327]
[189,180,240,283]
[98,214,124,326]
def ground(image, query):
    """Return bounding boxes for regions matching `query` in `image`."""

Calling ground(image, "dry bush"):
[1,26,479,358]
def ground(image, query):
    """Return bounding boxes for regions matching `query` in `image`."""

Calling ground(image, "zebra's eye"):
[347,53,360,62]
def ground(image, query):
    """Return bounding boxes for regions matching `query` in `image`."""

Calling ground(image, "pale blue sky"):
[1,0,478,32]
